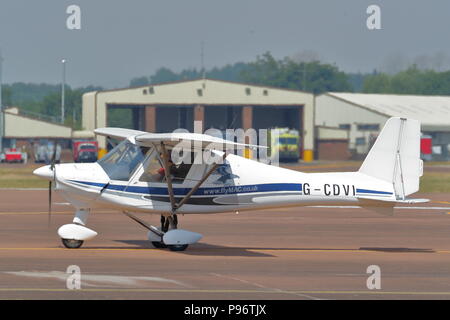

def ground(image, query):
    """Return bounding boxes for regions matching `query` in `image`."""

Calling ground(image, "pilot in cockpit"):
[156,153,177,180]
[140,150,192,183]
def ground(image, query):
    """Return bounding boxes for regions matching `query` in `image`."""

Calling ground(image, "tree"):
[362,73,391,93]
[1,87,12,107]
[150,67,179,84]
[362,67,450,96]
[239,52,282,87]
[239,52,352,94]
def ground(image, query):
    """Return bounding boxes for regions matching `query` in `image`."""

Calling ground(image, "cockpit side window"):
[98,140,149,181]
[139,147,194,184]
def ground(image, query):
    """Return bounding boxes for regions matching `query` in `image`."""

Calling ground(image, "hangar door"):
[252,106,302,131]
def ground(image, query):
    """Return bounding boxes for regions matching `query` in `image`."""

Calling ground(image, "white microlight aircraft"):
[33,117,427,251]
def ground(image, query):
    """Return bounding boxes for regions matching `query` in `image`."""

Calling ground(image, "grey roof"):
[327,92,450,131]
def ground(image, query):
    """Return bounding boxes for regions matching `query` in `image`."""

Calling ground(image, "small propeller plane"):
[33,117,427,251]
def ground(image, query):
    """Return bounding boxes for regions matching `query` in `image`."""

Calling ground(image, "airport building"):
[0,107,72,147]
[82,79,315,161]
[316,92,450,160]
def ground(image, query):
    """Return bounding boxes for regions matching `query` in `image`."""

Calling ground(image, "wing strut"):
[160,142,177,212]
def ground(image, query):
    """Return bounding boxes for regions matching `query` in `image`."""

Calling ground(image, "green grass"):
[0,165,48,188]
[420,171,450,193]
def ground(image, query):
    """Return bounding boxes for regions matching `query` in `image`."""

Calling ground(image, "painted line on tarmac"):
[0,247,162,252]
[0,287,449,297]
[434,201,450,205]
[0,247,449,254]
[211,272,320,300]
[5,271,189,288]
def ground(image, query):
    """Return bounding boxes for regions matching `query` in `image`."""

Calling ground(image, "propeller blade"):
[50,140,58,170]
[48,139,58,227]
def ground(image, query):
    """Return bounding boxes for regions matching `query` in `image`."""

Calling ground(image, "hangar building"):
[82,79,315,161]
[316,92,450,160]
[0,107,72,147]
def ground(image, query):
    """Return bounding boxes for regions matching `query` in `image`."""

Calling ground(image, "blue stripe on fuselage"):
[69,180,392,197]
[69,180,302,196]
[356,188,393,195]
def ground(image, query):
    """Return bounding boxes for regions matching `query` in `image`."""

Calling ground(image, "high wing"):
[135,132,267,150]
[95,128,267,150]
[94,128,147,141]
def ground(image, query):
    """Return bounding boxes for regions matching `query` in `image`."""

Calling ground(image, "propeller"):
[48,140,58,227]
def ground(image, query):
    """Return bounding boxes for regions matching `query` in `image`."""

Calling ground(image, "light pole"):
[61,59,66,124]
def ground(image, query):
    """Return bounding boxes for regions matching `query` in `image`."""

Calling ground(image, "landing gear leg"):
[162,214,177,232]
[151,215,169,249]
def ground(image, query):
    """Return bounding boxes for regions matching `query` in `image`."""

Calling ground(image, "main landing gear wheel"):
[61,239,84,249]
[160,215,188,251]
[168,244,189,252]
[151,241,167,249]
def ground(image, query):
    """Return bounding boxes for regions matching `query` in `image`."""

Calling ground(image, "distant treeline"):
[3,52,450,129]
[130,52,353,94]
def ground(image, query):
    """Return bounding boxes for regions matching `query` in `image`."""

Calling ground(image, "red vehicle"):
[1,148,26,163]
[73,141,99,163]
[420,135,433,161]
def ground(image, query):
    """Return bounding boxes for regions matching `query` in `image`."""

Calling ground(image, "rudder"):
[358,117,423,199]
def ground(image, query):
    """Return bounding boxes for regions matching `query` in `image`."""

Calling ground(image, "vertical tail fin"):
[359,117,423,199]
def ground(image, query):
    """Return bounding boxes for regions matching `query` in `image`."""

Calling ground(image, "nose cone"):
[33,165,54,180]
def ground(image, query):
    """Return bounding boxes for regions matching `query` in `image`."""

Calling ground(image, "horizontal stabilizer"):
[393,198,430,204]
[357,195,430,204]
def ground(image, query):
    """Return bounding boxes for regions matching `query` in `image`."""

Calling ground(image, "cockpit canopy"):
[97,141,148,181]
[97,140,194,183]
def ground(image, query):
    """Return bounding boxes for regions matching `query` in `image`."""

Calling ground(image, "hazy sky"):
[1,0,450,88]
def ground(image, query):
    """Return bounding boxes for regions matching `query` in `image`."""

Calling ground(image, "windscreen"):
[97,140,149,181]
